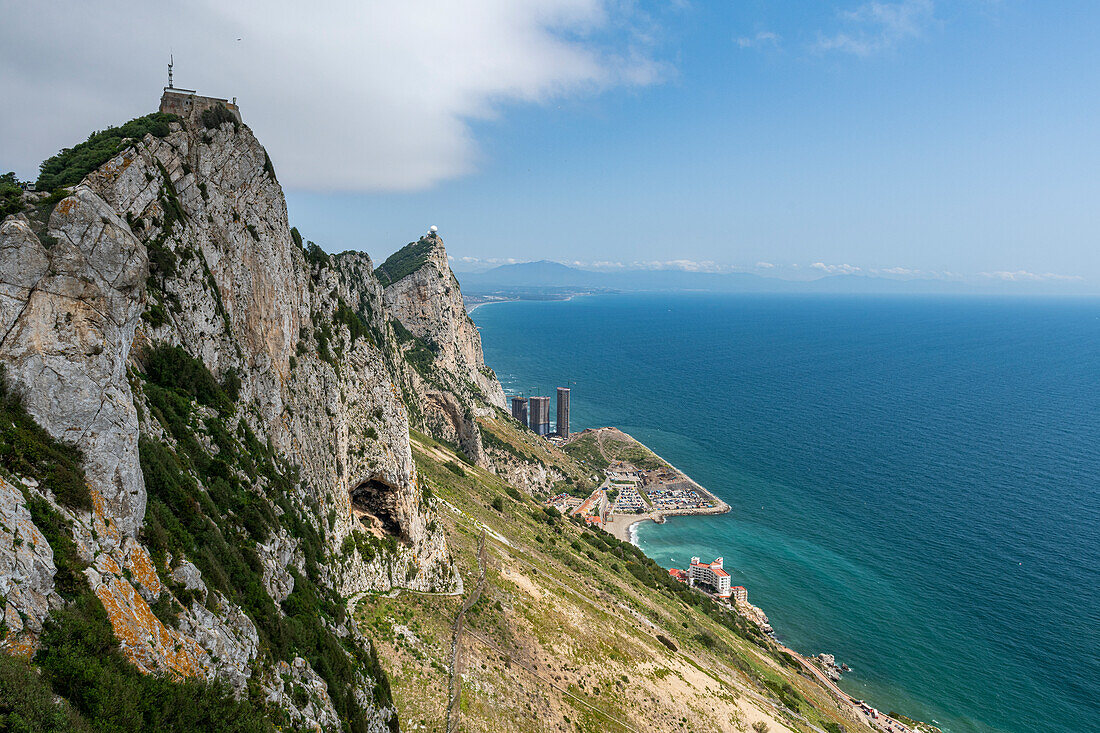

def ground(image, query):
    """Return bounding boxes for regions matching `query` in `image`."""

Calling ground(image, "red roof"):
[711,568,729,578]
[669,568,688,581]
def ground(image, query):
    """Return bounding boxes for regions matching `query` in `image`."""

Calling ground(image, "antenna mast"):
[167,54,174,89]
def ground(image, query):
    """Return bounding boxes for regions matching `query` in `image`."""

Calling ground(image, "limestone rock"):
[382,235,507,411]
[0,476,61,658]
[0,199,147,538]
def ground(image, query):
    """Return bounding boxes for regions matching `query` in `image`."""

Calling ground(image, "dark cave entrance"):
[349,476,403,539]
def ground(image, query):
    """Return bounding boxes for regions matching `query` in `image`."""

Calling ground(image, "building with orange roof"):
[689,556,732,598]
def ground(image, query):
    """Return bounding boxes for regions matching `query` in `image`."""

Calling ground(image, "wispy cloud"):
[811,262,862,274]
[634,259,724,272]
[979,270,1084,282]
[755,261,777,269]
[454,256,520,265]
[735,31,780,49]
[815,0,934,56]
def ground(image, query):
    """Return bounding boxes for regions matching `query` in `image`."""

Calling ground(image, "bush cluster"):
[334,298,375,347]
[0,172,24,218]
[373,239,434,287]
[36,113,180,192]
[200,104,239,132]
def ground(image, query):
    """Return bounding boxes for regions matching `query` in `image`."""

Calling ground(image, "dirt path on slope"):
[445,530,487,733]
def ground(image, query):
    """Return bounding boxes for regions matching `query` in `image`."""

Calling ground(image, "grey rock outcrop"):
[0,203,146,538]
[382,235,507,411]
[0,476,61,659]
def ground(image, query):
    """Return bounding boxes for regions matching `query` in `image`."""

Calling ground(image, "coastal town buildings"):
[731,585,748,604]
[546,493,582,513]
[689,556,732,599]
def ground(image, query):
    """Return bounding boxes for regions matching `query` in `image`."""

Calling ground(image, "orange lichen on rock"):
[124,543,163,596]
[90,489,120,546]
[94,575,207,678]
[98,152,135,182]
[2,634,37,662]
[95,553,122,575]
[54,197,76,217]
[0,602,36,661]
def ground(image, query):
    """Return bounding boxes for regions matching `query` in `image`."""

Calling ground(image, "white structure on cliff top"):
[689,556,731,599]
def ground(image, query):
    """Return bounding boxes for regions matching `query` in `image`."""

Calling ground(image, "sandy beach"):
[603,511,656,543]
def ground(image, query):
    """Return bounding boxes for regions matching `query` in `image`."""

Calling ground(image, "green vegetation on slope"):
[476,413,600,496]
[390,318,437,380]
[136,342,396,732]
[374,239,434,287]
[0,172,24,219]
[563,428,669,471]
[36,113,181,192]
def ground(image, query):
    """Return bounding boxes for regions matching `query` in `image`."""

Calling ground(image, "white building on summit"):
[689,556,732,599]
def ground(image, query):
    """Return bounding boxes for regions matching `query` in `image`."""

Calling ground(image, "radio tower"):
[167,54,174,89]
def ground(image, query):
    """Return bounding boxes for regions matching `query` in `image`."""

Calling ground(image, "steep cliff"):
[377,236,507,465]
[0,105,491,730]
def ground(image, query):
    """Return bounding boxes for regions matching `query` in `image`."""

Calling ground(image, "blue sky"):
[286,1,1100,286]
[3,1,1098,287]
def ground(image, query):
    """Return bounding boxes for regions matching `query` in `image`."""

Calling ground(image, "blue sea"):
[471,292,1100,733]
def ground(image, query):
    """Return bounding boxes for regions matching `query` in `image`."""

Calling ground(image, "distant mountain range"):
[456,260,1096,296]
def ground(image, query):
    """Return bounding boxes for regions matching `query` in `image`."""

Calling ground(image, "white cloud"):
[811,262,862,274]
[816,0,934,56]
[979,270,1084,282]
[735,31,780,49]
[633,259,724,272]
[0,1,661,191]
[755,261,776,269]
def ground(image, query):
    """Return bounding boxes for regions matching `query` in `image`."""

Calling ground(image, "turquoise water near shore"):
[471,292,1100,733]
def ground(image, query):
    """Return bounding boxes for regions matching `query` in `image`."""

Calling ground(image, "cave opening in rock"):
[349,476,403,539]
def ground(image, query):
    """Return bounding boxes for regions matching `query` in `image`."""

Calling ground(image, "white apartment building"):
[689,556,732,599]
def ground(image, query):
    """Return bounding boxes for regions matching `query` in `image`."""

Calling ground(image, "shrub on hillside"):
[36,113,180,192]
[0,172,24,218]
[201,104,239,132]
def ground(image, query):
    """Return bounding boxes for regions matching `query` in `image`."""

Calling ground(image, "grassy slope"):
[563,428,670,472]
[358,430,871,733]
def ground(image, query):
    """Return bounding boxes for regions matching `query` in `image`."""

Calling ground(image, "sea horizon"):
[472,290,1100,733]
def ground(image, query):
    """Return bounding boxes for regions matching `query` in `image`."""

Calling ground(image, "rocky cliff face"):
[0,106,497,729]
[381,236,505,411]
[379,236,507,464]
